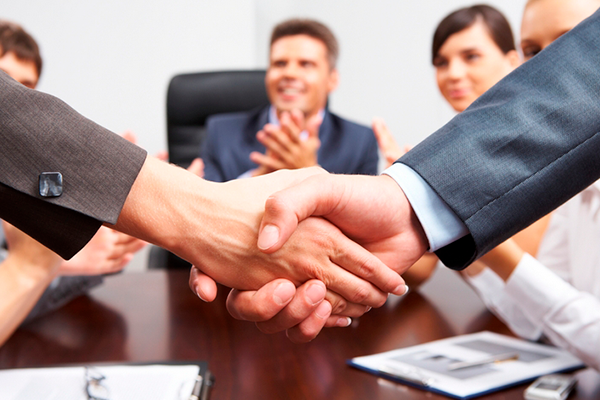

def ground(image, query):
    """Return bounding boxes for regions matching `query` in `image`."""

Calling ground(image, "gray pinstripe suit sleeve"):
[0,71,146,259]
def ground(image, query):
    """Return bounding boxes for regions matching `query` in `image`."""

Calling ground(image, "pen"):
[447,352,519,371]
[378,365,434,387]
[200,370,214,400]
[188,374,203,400]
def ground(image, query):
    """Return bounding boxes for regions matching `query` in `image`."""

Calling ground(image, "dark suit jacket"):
[0,71,146,259]
[202,107,378,182]
[401,9,600,270]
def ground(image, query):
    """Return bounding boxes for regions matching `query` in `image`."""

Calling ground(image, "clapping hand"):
[251,109,321,176]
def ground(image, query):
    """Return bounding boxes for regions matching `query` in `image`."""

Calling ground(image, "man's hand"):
[250,110,321,176]
[59,227,146,276]
[258,173,428,272]
[189,269,363,343]
[225,173,427,340]
[116,159,405,312]
[228,279,366,342]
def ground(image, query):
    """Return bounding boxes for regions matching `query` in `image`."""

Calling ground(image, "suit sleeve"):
[0,71,146,259]
[399,10,600,269]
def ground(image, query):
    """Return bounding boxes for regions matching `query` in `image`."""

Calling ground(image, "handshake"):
[121,158,428,343]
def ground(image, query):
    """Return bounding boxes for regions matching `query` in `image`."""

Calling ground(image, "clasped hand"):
[188,168,428,343]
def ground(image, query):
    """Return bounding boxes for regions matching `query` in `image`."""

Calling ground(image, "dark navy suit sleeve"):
[400,9,600,269]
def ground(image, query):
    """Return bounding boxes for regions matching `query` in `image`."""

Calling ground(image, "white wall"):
[2,0,525,271]
[3,0,258,154]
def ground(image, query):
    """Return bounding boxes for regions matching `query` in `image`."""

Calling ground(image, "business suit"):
[202,106,378,182]
[0,71,146,259]
[401,8,600,270]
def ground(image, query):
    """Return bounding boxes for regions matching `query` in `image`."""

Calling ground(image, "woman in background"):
[375,4,519,167]
[381,5,547,287]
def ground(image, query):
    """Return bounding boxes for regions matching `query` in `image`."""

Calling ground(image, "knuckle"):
[264,195,285,215]
[349,285,370,304]
[331,297,347,314]
[303,261,326,283]
[356,258,377,278]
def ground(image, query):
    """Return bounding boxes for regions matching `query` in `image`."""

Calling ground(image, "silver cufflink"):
[39,172,63,197]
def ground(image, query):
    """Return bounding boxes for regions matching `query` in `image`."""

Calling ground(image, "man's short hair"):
[270,18,339,69]
[0,20,42,78]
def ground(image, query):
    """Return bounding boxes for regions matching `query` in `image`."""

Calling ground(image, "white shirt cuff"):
[383,163,469,251]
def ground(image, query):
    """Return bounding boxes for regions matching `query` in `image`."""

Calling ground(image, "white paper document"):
[349,331,584,399]
[0,364,200,400]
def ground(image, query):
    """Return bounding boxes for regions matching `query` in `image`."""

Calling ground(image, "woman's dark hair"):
[432,4,515,64]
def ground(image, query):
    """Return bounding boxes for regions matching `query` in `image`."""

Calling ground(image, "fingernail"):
[314,301,332,319]
[392,284,408,296]
[336,317,352,327]
[258,224,279,250]
[195,286,208,302]
[306,282,326,305]
[273,281,295,306]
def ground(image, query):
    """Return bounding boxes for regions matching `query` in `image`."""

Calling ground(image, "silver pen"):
[448,352,519,371]
[188,374,203,400]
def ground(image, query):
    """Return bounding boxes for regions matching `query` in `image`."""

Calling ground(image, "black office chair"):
[149,70,270,269]
[166,70,270,168]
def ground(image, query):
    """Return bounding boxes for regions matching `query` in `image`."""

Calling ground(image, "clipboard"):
[348,331,584,399]
[0,360,213,400]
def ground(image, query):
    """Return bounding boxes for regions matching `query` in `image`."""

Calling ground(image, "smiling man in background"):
[202,18,378,182]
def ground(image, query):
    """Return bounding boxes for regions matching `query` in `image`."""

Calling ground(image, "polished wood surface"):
[1,269,599,399]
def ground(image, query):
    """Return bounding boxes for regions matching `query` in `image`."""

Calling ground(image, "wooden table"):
[1,269,599,399]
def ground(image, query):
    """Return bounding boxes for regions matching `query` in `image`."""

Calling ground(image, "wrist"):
[480,240,525,282]
[112,156,214,255]
[4,252,60,288]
